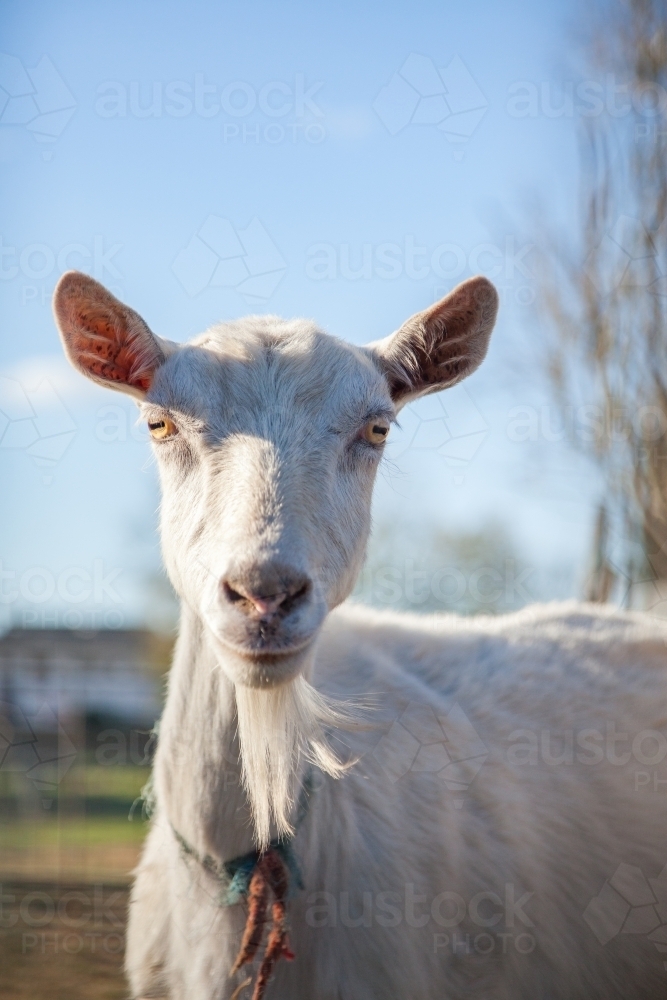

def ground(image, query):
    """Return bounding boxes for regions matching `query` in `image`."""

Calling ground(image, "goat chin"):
[234,675,359,850]
[205,623,317,689]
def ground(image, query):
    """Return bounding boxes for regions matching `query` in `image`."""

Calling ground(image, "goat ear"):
[368,276,498,408]
[53,271,168,399]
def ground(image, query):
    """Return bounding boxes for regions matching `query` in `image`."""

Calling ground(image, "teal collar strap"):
[171,827,304,906]
[170,768,316,907]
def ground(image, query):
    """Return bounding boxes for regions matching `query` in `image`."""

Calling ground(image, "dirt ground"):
[0,880,129,1000]
[0,816,144,1000]
[0,881,128,1000]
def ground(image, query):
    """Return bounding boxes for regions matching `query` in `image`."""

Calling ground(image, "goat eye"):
[148,417,178,440]
[362,418,390,445]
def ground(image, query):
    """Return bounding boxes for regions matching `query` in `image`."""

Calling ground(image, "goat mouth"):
[207,626,317,662]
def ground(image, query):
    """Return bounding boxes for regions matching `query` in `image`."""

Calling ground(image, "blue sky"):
[0,0,600,629]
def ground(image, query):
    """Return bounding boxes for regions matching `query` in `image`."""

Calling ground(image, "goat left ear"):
[53,271,170,400]
[368,275,498,408]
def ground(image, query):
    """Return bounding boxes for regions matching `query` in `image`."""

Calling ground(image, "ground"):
[0,766,148,1000]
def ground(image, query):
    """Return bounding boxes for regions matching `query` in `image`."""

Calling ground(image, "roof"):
[0,627,155,668]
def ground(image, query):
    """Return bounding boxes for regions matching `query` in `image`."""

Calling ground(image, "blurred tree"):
[354,520,540,615]
[537,0,667,601]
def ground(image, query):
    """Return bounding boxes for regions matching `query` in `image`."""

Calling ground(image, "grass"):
[0,815,148,848]
[2,762,150,792]
[0,765,150,995]
[2,760,151,882]
[70,765,150,798]
[0,816,148,884]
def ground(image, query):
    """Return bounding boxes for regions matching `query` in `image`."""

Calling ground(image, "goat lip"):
[207,625,316,661]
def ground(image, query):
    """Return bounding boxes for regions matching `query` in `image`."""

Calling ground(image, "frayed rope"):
[230,847,296,1000]
[171,769,316,1000]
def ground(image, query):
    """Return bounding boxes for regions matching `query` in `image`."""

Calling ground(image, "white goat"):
[54,271,667,999]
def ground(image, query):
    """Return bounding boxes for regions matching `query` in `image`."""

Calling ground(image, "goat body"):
[127,601,667,999]
[52,271,667,998]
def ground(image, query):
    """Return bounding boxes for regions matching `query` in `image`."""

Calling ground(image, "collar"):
[170,767,316,907]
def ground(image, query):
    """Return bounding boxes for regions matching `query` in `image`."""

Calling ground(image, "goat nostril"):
[289,582,309,605]
[223,582,245,605]
[221,574,311,618]
[221,581,289,618]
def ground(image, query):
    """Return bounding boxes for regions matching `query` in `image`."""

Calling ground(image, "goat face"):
[147,321,394,688]
[54,272,498,689]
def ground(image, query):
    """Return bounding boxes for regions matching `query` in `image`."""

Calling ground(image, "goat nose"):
[221,570,311,619]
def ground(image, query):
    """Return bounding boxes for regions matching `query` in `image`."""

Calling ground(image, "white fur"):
[235,674,357,847]
[52,274,667,998]
[127,601,667,999]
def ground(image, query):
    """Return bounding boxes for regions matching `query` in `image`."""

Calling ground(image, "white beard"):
[234,675,359,850]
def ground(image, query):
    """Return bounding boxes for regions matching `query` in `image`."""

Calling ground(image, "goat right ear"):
[53,271,169,400]
[368,276,498,409]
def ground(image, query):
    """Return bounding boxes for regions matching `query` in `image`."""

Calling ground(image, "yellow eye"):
[362,418,390,445]
[148,416,178,440]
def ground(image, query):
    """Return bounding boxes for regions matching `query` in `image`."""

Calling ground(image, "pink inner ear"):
[374,275,498,403]
[55,271,164,394]
[70,304,154,391]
